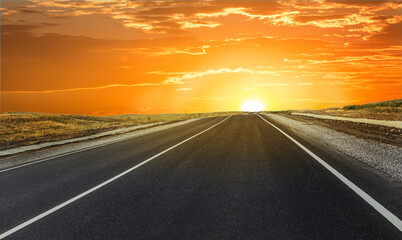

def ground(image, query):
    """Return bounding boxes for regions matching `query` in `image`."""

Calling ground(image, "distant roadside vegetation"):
[342,99,401,113]
[291,99,402,121]
[0,112,238,151]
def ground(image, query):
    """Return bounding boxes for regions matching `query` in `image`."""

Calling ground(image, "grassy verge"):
[290,99,402,121]
[0,112,238,151]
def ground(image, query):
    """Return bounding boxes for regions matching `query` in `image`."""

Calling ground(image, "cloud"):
[1,83,160,94]
[4,0,400,38]
[1,0,401,114]
[280,98,365,104]
[1,23,41,33]
[325,0,401,9]
[195,7,299,27]
[180,21,220,29]
[24,0,224,34]
[257,83,289,86]
[2,23,222,92]
[161,68,282,84]
[149,45,210,56]
[293,14,351,23]
[296,83,313,85]
[369,21,402,45]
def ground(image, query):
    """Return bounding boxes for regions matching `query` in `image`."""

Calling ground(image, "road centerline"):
[257,114,402,232]
[0,116,231,240]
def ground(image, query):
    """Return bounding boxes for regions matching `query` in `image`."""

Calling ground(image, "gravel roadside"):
[292,112,402,128]
[264,113,402,182]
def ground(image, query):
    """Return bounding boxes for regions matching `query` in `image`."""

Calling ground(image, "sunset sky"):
[1,0,401,115]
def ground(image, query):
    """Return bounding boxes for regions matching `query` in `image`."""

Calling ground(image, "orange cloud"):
[1,83,161,94]
[1,0,401,114]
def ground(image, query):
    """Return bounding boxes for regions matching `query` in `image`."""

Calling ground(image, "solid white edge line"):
[0,119,202,173]
[0,116,231,239]
[258,114,402,232]
[0,144,114,173]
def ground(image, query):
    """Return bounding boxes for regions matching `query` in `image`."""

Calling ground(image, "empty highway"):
[0,114,401,239]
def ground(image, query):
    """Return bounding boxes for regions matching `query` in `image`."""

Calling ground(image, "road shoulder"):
[281,112,401,147]
[292,112,402,128]
[0,119,200,172]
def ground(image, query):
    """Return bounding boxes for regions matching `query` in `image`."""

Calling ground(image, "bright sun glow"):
[241,100,265,112]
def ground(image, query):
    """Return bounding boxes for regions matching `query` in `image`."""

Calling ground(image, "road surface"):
[0,114,401,239]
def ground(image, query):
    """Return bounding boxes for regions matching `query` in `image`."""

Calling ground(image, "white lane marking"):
[0,119,202,173]
[0,144,115,173]
[0,116,231,239]
[258,114,402,232]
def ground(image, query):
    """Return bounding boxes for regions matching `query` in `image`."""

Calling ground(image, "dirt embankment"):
[279,113,402,148]
[293,109,402,121]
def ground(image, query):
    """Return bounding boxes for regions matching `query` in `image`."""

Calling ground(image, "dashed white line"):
[0,116,231,239]
[258,114,402,232]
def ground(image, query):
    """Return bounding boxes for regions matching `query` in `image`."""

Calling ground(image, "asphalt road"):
[0,114,401,239]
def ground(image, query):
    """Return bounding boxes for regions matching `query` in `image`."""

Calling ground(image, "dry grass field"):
[0,112,238,150]
[268,99,402,147]
[293,99,402,121]
[2,100,399,151]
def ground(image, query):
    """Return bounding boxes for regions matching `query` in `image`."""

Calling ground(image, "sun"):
[241,100,265,112]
